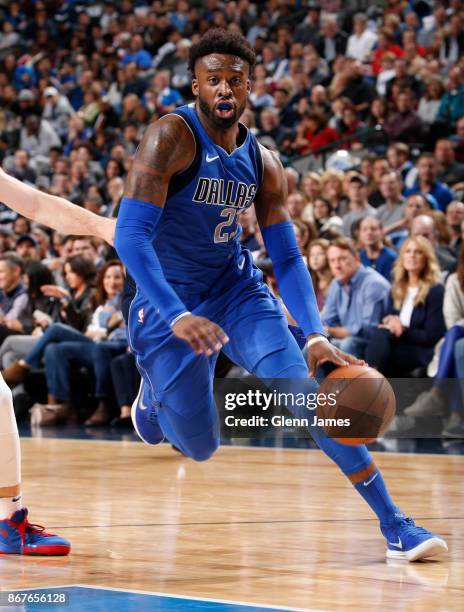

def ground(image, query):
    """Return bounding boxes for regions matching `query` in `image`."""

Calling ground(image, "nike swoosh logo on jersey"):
[238,256,245,270]
[206,154,219,162]
[363,473,378,486]
[388,536,402,549]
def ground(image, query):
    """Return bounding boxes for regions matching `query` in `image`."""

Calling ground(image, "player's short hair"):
[188,29,256,75]
[327,237,358,258]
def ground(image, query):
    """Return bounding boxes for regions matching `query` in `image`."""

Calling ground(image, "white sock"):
[0,493,22,518]
[0,374,22,518]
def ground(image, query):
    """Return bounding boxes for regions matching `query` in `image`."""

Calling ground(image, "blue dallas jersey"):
[151,103,263,295]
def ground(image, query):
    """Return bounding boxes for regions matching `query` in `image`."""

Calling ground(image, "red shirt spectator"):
[294,111,339,155]
[371,28,404,76]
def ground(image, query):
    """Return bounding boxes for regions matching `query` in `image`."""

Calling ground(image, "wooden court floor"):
[1,438,463,611]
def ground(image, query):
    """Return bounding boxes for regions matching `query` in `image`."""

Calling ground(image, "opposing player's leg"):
[128,292,220,461]
[0,375,70,555]
[221,283,447,561]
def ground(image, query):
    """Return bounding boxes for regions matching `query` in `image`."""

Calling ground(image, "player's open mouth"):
[216,102,234,118]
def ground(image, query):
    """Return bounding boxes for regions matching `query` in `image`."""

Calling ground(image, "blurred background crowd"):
[1,0,464,437]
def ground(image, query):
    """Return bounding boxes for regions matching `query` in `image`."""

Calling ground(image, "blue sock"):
[310,425,399,525]
[353,469,401,525]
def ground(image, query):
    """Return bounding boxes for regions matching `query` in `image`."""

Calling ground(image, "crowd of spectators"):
[0,1,464,436]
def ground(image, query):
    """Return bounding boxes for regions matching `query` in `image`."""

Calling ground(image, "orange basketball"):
[316,365,396,445]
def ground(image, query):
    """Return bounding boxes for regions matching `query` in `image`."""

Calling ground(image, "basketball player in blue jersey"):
[113,30,447,562]
[0,31,447,562]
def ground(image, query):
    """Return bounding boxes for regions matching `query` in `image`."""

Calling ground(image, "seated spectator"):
[371,28,404,76]
[307,238,333,311]
[257,107,289,148]
[320,169,346,215]
[41,87,75,141]
[386,143,414,185]
[367,157,390,209]
[2,254,96,386]
[384,193,431,247]
[434,139,464,189]
[383,90,424,145]
[337,103,365,149]
[436,67,464,131]
[411,214,457,274]
[376,171,405,228]
[418,78,445,126]
[316,16,348,61]
[312,197,343,239]
[121,34,152,71]
[15,235,38,261]
[365,236,446,375]
[19,115,61,159]
[3,150,37,183]
[341,174,377,237]
[404,153,455,212]
[300,172,322,218]
[28,261,126,426]
[446,201,464,255]
[0,253,29,344]
[346,12,377,62]
[322,237,390,358]
[358,216,396,281]
[385,58,423,103]
[402,245,464,435]
[285,192,306,220]
[293,110,339,155]
[292,219,315,261]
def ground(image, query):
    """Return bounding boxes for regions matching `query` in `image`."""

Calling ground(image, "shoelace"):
[148,407,159,424]
[396,517,431,536]
[15,518,46,544]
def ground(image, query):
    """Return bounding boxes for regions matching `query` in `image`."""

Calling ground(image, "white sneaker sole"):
[386,537,448,562]
[131,380,164,446]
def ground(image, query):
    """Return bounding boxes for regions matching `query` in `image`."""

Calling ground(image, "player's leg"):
[0,374,70,555]
[128,292,220,461]
[221,284,447,560]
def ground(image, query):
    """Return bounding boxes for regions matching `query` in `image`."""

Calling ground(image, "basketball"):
[316,365,396,445]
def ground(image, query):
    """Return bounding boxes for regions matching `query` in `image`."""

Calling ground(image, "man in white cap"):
[41,86,75,141]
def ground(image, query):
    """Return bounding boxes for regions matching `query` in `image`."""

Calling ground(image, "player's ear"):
[192,77,199,97]
[246,79,251,94]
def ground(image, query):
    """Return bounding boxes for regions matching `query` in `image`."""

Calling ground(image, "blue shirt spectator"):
[322,265,390,338]
[121,35,152,71]
[360,247,396,281]
[322,238,391,358]
[403,153,455,211]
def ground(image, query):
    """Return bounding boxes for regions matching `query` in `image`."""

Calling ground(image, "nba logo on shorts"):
[138,308,144,324]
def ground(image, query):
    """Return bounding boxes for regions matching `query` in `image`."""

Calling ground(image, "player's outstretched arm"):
[0,167,115,244]
[254,147,363,376]
[114,116,228,356]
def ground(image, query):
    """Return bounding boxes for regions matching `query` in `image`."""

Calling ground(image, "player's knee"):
[185,435,219,462]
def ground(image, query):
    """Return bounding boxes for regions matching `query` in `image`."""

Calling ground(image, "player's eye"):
[208,77,218,85]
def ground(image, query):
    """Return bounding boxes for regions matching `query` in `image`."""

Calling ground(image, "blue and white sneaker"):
[382,515,448,561]
[131,379,164,446]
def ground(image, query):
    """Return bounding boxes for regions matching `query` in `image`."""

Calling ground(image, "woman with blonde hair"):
[365,236,446,375]
[320,169,345,214]
[307,238,333,311]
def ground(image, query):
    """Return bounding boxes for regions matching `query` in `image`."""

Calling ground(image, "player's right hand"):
[171,315,229,356]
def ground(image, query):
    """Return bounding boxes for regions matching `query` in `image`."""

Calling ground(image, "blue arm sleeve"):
[114,197,189,327]
[261,220,324,337]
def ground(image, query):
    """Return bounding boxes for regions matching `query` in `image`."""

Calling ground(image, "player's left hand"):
[307,341,365,378]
